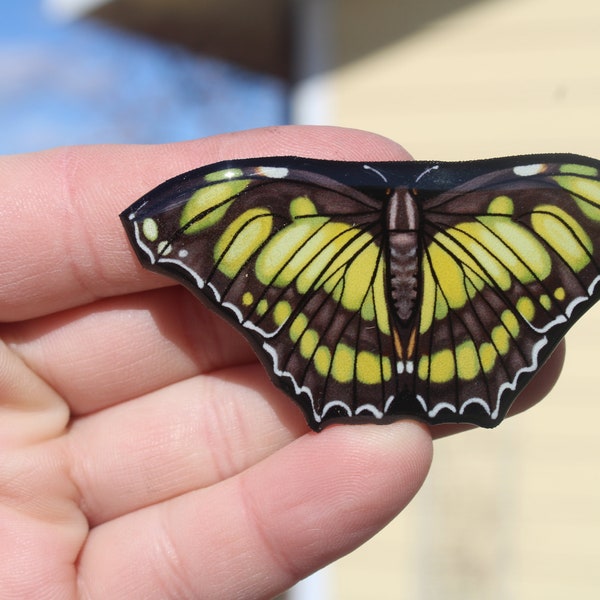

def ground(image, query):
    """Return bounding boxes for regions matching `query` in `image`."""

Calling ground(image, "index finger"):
[0,126,411,321]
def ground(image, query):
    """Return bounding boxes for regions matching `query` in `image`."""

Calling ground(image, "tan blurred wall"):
[321,0,600,597]
[330,0,599,159]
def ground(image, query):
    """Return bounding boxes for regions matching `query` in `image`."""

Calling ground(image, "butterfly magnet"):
[120,154,600,430]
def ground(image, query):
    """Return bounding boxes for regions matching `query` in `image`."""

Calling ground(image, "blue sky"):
[0,0,287,154]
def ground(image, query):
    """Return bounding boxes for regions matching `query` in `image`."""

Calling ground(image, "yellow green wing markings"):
[121,154,600,430]
[123,160,403,429]
[415,159,600,423]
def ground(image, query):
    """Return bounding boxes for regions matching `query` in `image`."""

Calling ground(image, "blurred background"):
[2,0,599,598]
[0,0,287,153]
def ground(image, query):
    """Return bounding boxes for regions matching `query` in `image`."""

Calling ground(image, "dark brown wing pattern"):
[121,154,600,430]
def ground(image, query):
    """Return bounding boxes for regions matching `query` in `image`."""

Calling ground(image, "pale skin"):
[0,126,564,598]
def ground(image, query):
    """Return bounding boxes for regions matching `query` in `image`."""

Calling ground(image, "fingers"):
[3,287,257,415]
[58,342,564,526]
[0,340,69,448]
[76,421,432,599]
[65,364,307,526]
[0,126,410,322]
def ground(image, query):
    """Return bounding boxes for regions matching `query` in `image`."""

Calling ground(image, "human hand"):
[0,126,562,598]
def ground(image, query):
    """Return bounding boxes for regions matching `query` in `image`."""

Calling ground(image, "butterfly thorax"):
[386,189,421,357]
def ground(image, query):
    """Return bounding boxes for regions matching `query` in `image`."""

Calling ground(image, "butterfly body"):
[121,154,600,430]
[386,188,421,323]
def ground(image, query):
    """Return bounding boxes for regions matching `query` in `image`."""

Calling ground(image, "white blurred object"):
[290,0,334,125]
[43,0,111,21]
[288,568,330,600]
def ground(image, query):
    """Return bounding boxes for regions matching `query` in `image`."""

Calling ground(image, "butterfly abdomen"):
[386,190,421,324]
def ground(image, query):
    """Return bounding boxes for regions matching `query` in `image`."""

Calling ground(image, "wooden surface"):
[324,0,600,597]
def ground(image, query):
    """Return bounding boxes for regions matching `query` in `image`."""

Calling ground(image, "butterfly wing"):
[122,153,600,430]
[121,157,409,430]
[414,156,600,425]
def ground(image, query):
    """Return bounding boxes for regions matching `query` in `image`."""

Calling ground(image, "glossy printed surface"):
[121,154,600,430]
